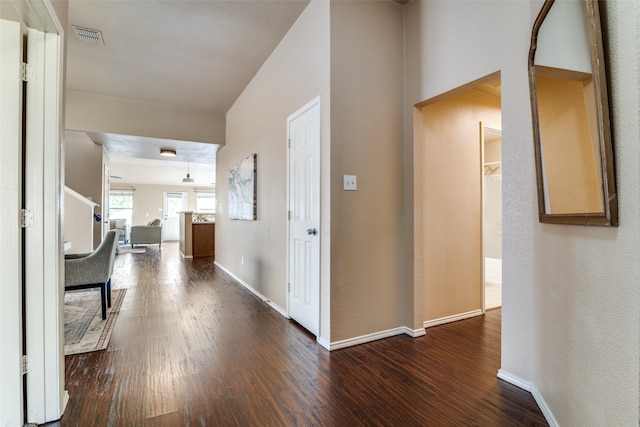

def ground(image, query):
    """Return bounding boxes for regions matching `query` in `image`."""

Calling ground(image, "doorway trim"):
[5,0,66,424]
[24,24,66,425]
[0,18,26,427]
[480,123,503,313]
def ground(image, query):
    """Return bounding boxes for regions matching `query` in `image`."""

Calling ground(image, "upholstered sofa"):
[130,218,163,248]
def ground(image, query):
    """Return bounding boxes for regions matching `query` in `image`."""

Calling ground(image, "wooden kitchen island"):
[179,212,215,259]
[192,222,215,258]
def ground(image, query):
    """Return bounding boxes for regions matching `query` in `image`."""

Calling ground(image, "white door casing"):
[24,24,66,424]
[481,124,503,312]
[0,18,26,427]
[287,97,321,336]
[1,3,65,425]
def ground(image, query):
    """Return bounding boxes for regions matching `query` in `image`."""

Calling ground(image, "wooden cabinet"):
[192,222,215,258]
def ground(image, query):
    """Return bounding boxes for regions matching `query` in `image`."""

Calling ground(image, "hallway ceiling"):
[66,0,309,113]
[66,0,310,180]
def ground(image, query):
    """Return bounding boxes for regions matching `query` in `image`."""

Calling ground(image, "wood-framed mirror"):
[529,0,618,226]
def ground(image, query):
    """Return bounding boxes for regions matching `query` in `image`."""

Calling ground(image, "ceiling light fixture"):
[183,163,194,183]
[160,149,176,157]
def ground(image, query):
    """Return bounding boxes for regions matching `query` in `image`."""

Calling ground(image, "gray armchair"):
[130,218,163,248]
[65,230,118,320]
[110,218,129,244]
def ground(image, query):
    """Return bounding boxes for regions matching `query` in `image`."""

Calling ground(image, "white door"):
[287,97,321,336]
[163,192,186,241]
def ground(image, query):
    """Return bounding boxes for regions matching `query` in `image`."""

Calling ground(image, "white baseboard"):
[423,309,483,329]
[497,369,558,427]
[406,326,426,338]
[497,369,531,391]
[62,390,69,415]
[317,336,331,351]
[213,263,427,351]
[329,326,417,351]
[264,300,287,318]
[214,261,287,318]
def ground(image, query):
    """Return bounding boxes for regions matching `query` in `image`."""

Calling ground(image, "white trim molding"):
[329,327,413,351]
[214,261,287,318]
[316,336,331,351]
[497,370,559,427]
[423,309,483,329]
[405,327,427,338]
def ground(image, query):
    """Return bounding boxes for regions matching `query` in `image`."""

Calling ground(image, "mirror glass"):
[529,0,617,226]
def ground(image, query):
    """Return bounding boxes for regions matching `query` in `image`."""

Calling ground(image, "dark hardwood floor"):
[47,242,547,426]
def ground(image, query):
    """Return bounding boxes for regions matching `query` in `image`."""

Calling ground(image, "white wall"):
[406,0,640,424]
[64,188,98,254]
[529,1,640,424]
[64,130,103,247]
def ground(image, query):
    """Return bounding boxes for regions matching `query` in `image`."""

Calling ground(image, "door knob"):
[306,228,318,236]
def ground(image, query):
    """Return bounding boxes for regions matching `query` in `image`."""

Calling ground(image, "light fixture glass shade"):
[160,149,176,157]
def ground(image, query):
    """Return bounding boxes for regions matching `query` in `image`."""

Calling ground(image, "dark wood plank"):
[45,242,547,426]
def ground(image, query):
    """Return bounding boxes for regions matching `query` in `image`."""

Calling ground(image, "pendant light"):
[183,162,194,183]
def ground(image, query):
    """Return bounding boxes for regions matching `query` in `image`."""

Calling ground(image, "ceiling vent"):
[72,26,105,45]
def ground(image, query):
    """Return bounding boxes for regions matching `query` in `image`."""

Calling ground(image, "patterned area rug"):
[64,288,126,355]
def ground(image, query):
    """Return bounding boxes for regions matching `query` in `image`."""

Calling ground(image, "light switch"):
[343,175,357,191]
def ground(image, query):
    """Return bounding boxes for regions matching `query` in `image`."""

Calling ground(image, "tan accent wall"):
[420,89,501,322]
[329,0,405,340]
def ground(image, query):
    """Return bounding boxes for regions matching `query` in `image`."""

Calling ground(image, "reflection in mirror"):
[529,0,618,226]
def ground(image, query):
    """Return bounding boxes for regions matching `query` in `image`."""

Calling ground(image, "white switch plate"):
[343,175,357,191]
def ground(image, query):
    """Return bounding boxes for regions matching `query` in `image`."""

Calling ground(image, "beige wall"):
[217,0,331,338]
[64,130,103,247]
[66,91,225,145]
[112,184,198,226]
[329,0,405,341]
[420,89,501,322]
[406,0,640,424]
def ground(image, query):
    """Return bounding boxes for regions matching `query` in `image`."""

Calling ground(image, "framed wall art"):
[228,153,257,220]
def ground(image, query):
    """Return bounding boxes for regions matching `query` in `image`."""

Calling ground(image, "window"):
[109,190,133,225]
[196,191,216,213]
